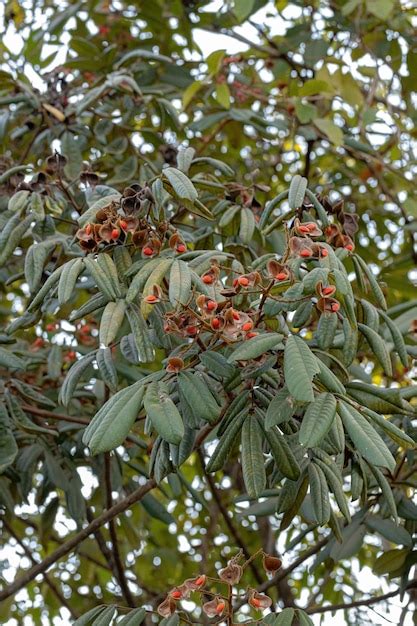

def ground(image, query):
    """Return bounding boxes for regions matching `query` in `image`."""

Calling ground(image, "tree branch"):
[306,580,417,615]
[0,478,156,602]
[104,452,136,607]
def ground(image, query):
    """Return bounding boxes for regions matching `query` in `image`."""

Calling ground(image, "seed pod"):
[262,553,282,575]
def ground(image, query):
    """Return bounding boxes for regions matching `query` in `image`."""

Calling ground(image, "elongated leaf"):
[207,409,248,472]
[379,309,408,367]
[97,253,123,298]
[59,353,96,406]
[83,381,145,454]
[25,241,55,293]
[308,462,331,524]
[315,358,346,394]
[316,311,338,349]
[126,303,155,362]
[299,393,337,448]
[178,371,220,424]
[314,457,350,522]
[241,414,266,498]
[273,607,295,625]
[358,323,392,376]
[163,167,198,201]
[84,257,119,300]
[288,175,307,209]
[228,333,283,362]
[354,254,387,310]
[169,259,191,307]
[265,388,295,429]
[0,402,18,472]
[338,401,395,471]
[369,464,397,522]
[284,335,319,402]
[144,382,184,444]
[0,347,25,370]
[263,424,300,481]
[239,207,256,244]
[362,406,415,448]
[365,515,412,547]
[96,348,118,393]
[117,607,147,625]
[58,258,84,305]
[99,300,126,346]
[73,606,107,626]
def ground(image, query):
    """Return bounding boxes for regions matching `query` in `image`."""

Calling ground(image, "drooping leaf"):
[299,393,337,448]
[284,335,320,402]
[144,381,184,445]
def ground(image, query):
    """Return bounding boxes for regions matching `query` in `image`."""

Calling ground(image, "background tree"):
[0,1,416,625]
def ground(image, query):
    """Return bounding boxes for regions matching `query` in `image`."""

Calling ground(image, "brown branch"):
[306,580,417,615]
[0,478,157,603]
[198,450,263,585]
[104,453,136,607]
[2,520,78,619]
[21,404,89,425]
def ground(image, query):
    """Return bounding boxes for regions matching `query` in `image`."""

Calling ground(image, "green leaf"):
[140,258,173,318]
[61,131,83,179]
[365,515,412,547]
[83,381,145,454]
[379,310,408,367]
[96,348,118,393]
[0,402,18,472]
[284,335,319,403]
[178,372,220,425]
[288,175,307,209]
[126,303,155,362]
[59,353,96,406]
[239,207,256,244]
[228,333,283,362]
[241,414,266,498]
[107,156,138,184]
[182,80,204,108]
[234,0,255,22]
[84,257,119,300]
[144,382,184,445]
[263,424,300,481]
[316,311,338,349]
[215,82,231,109]
[315,358,346,395]
[299,393,337,448]
[369,464,397,522]
[73,606,107,626]
[163,167,198,202]
[366,0,394,20]
[358,323,392,376]
[265,388,295,429]
[0,347,25,370]
[373,548,409,576]
[58,258,84,305]
[362,406,415,449]
[353,254,387,310]
[141,494,175,525]
[206,409,248,472]
[169,259,191,308]
[308,462,331,525]
[272,608,295,625]
[99,300,126,346]
[24,241,55,293]
[91,605,116,626]
[314,118,344,146]
[338,401,396,471]
[97,253,123,299]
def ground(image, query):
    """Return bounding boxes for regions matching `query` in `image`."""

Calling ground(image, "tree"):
[0,1,416,624]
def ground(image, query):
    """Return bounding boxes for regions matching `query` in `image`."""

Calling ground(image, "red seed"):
[171,590,182,600]
[299,225,310,233]
[242,321,253,331]
[246,331,258,339]
[321,248,328,257]
[195,575,206,586]
[331,302,340,312]
[276,272,287,281]
[216,602,225,614]
[238,276,249,287]
[251,598,262,608]
[120,220,128,230]
[145,294,158,303]
[111,228,119,240]
[345,243,353,251]
[202,274,213,284]
[322,286,334,296]
[176,243,186,253]
[307,223,317,231]
[232,310,240,320]
[300,249,311,258]
[212,318,221,329]
[143,246,154,256]
[186,325,198,335]
[207,300,217,311]
[85,223,92,235]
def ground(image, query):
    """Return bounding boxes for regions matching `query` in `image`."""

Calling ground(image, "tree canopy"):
[0,1,416,625]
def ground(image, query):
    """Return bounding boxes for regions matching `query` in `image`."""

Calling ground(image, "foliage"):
[0,1,416,625]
